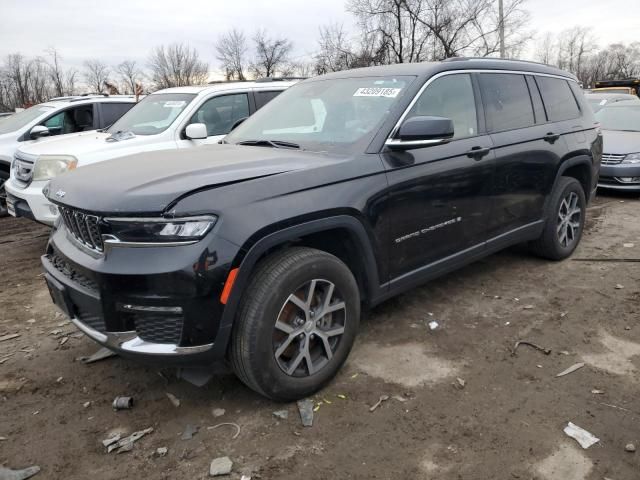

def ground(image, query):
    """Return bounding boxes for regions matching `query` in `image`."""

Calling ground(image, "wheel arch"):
[551,155,594,205]
[218,215,383,338]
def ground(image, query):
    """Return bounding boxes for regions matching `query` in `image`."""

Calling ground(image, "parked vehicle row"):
[0,94,137,217]
[5,80,296,224]
[39,58,602,400]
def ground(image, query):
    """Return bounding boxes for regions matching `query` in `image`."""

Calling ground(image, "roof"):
[152,80,300,96]
[41,95,138,107]
[313,58,578,82]
[585,92,637,99]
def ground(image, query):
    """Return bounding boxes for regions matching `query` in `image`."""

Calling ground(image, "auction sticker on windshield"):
[353,87,402,98]
[163,101,187,108]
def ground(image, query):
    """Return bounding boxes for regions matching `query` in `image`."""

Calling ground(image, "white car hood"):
[17,130,161,158]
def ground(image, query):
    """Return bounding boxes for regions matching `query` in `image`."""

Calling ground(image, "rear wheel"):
[0,169,9,218]
[530,176,586,260]
[229,247,360,401]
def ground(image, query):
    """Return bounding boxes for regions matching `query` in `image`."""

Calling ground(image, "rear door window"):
[99,103,135,128]
[535,77,581,121]
[478,73,535,132]
[407,73,478,139]
[254,90,283,110]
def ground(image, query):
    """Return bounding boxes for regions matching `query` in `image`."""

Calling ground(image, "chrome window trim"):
[387,68,579,143]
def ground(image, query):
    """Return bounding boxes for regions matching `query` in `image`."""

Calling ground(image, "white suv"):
[6,80,297,225]
[0,95,136,217]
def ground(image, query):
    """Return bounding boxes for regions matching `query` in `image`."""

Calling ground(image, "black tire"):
[229,247,360,401]
[0,169,9,218]
[530,176,586,260]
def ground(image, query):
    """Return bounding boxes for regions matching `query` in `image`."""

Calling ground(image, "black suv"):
[42,59,601,401]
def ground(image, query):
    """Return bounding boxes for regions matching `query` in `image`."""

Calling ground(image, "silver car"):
[595,100,640,191]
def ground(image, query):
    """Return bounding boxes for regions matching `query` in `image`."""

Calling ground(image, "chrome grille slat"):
[602,153,625,165]
[12,152,35,185]
[59,206,104,253]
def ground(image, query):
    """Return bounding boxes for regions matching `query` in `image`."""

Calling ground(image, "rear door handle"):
[466,146,491,160]
[544,132,561,143]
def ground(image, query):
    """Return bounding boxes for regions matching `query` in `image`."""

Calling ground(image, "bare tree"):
[535,32,556,65]
[83,59,110,93]
[148,43,209,89]
[117,60,143,94]
[215,29,248,80]
[251,29,293,78]
[556,26,596,84]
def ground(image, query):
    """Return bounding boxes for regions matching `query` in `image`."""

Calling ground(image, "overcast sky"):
[0,0,638,75]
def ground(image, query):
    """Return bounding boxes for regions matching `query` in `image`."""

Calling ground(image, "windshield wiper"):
[236,139,302,150]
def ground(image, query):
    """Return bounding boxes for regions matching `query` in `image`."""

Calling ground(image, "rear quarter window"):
[478,73,535,132]
[254,90,283,110]
[536,77,581,122]
[100,103,135,128]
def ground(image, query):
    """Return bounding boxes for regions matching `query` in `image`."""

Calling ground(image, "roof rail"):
[254,77,307,83]
[443,57,551,67]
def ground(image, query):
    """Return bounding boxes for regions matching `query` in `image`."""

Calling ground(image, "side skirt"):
[373,220,544,305]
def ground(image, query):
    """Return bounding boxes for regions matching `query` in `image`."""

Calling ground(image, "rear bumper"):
[42,225,239,366]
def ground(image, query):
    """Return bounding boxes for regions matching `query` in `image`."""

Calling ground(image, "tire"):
[230,247,360,401]
[0,169,9,218]
[530,176,586,260]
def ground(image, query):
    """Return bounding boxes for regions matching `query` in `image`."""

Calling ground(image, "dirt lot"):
[1,193,639,480]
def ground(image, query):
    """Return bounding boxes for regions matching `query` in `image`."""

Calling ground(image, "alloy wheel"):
[557,191,581,248]
[272,279,346,377]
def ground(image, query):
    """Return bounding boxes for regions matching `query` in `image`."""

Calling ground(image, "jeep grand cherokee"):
[42,59,601,401]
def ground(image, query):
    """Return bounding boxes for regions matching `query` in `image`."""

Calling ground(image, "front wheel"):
[530,176,586,260]
[229,247,360,401]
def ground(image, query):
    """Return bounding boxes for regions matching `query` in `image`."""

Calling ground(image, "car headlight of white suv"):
[622,153,640,164]
[32,155,78,181]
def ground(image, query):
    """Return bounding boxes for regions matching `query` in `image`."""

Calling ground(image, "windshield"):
[0,105,54,134]
[595,105,640,132]
[226,76,414,152]
[106,93,196,135]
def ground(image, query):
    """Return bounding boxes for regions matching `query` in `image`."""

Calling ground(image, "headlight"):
[32,155,78,181]
[105,216,217,243]
[622,153,640,164]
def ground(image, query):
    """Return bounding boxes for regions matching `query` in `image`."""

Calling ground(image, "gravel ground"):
[0,192,639,479]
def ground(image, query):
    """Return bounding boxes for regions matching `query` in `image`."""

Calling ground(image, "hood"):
[18,130,151,157]
[47,144,338,214]
[602,130,640,155]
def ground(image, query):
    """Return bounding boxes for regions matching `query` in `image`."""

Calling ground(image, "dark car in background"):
[595,100,640,190]
[42,58,601,400]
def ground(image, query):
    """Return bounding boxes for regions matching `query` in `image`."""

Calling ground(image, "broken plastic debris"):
[156,447,168,457]
[591,389,604,395]
[563,422,600,449]
[556,362,585,377]
[209,456,233,476]
[181,424,199,440]
[106,428,153,453]
[166,392,180,408]
[0,465,41,480]
[77,347,116,364]
[212,408,225,418]
[428,321,439,330]
[297,399,314,427]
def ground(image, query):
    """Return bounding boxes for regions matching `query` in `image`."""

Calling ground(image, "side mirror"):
[30,125,50,140]
[230,117,247,132]
[185,123,208,140]
[386,116,454,150]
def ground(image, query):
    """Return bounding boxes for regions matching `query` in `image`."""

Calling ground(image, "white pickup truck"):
[6,80,298,224]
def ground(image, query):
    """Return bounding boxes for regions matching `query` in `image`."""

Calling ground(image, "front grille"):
[59,206,104,252]
[134,314,184,344]
[46,253,99,293]
[13,153,35,185]
[601,153,625,165]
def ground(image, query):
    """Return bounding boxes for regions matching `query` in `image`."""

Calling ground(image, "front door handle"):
[544,132,561,143]
[466,146,491,160]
